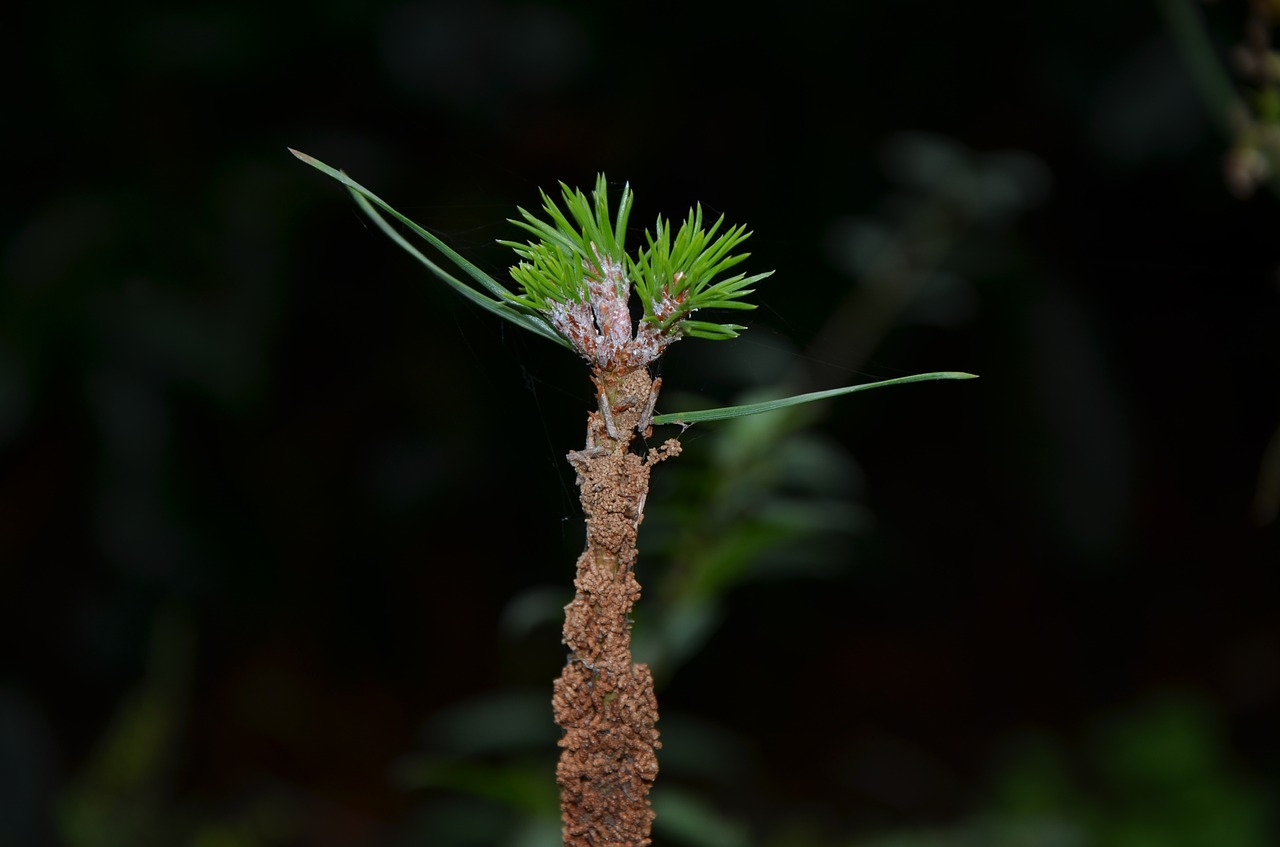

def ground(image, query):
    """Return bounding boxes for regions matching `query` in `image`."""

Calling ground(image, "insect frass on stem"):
[556,368,679,846]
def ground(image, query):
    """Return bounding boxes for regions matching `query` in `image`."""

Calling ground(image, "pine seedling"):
[291,150,974,846]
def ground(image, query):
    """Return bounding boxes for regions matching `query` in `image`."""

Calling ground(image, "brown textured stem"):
[554,368,680,847]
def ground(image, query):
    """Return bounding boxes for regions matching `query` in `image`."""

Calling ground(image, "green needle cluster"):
[502,175,772,347]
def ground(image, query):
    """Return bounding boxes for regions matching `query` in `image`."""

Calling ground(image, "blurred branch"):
[1253,421,1280,523]
[1161,0,1280,523]
[1159,0,1246,134]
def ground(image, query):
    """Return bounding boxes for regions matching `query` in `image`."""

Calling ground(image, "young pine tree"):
[291,151,972,846]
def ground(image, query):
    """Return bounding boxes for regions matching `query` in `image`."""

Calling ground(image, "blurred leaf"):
[394,758,558,818]
[58,606,193,847]
[652,787,751,847]
[417,690,558,757]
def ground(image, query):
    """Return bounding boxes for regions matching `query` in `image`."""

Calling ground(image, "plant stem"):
[554,368,680,847]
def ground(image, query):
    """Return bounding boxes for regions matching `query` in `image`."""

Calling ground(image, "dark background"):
[4,1,1279,845]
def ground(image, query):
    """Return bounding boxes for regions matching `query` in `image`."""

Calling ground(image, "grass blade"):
[652,372,978,425]
[349,190,569,347]
[291,149,572,349]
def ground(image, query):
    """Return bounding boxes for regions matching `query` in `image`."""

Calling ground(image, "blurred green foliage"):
[843,695,1273,847]
[56,608,297,847]
[382,688,1277,847]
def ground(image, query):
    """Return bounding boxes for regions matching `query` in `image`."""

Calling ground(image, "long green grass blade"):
[652,372,978,425]
[291,149,572,350]
[348,190,569,347]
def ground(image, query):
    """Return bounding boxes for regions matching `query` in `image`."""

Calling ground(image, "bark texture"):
[554,369,680,847]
